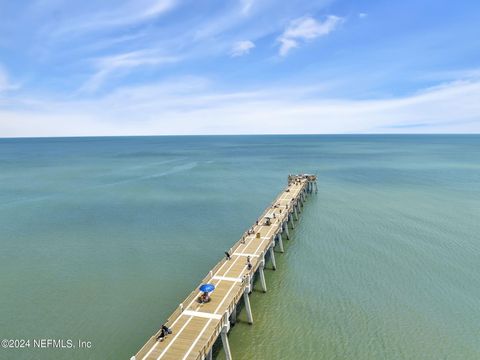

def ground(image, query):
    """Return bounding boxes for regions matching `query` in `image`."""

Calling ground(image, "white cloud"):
[278,38,298,57]
[0,65,19,93]
[80,50,179,92]
[47,0,178,37]
[278,15,343,56]
[240,0,255,15]
[2,77,480,137]
[0,67,10,92]
[230,40,255,57]
[358,12,368,19]
[141,0,177,18]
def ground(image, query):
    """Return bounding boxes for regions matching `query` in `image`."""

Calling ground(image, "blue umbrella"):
[199,283,215,293]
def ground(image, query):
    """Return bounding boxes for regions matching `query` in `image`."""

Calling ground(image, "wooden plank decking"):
[133,175,316,360]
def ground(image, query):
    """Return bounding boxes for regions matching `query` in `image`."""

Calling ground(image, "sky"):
[0,0,479,137]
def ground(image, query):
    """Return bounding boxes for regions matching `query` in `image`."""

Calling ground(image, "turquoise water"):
[0,135,479,359]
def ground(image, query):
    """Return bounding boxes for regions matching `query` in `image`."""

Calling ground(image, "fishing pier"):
[132,174,317,360]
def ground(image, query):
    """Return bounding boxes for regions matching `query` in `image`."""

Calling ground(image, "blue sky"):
[0,0,479,136]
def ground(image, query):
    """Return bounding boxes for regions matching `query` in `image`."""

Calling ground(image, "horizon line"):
[0,133,479,140]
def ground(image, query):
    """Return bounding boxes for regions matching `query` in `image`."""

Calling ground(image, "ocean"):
[0,135,479,359]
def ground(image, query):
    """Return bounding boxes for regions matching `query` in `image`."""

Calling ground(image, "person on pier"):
[247,256,252,270]
[199,292,211,303]
[156,324,172,342]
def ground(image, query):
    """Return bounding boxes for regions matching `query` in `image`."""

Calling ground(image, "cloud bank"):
[2,77,479,137]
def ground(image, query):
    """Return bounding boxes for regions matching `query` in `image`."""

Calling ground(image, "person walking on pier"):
[247,256,252,270]
[225,251,231,260]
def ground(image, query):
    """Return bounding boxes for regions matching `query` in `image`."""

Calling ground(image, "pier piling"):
[277,233,284,253]
[243,289,254,324]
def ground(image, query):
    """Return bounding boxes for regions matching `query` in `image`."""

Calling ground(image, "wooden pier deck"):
[132,174,317,360]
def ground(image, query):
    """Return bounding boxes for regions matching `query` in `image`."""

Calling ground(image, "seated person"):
[157,326,168,342]
[162,325,172,335]
[198,292,211,303]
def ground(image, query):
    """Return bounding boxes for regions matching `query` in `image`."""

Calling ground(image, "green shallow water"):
[0,135,479,359]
